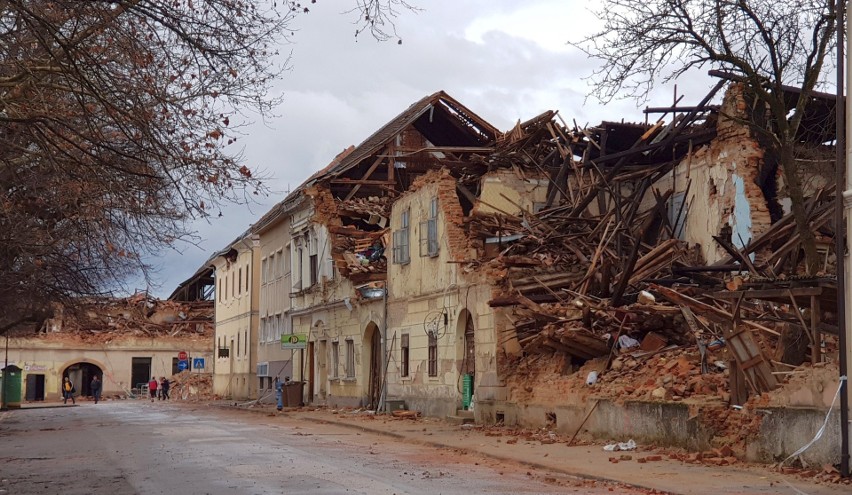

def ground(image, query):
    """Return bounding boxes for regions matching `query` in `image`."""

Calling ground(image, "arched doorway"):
[364,322,381,410]
[63,362,103,398]
[456,310,475,408]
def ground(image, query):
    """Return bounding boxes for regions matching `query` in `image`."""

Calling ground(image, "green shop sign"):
[281,333,307,350]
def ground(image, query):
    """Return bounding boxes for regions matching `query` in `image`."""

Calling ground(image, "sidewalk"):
[221,401,850,495]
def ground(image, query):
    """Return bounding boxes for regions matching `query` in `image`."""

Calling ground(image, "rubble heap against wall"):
[466,81,840,410]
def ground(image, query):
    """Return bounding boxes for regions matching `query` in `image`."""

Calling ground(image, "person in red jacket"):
[148,377,158,402]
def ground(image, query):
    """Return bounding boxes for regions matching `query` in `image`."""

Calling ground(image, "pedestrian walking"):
[62,377,76,405]
[148,377,158,402]
[90,375,102,404]
[160,377,170,401]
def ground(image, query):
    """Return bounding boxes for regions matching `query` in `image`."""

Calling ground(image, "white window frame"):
[331,340,340,379]
[393,208,410,264]
[345,339,355,379]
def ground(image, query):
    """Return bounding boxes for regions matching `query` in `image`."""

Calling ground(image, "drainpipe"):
[840,0,850,477]
[380,281,388,412]
[1,333,8,411]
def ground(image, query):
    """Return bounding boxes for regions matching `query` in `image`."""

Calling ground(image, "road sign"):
[192,358,205,370]
[178,351,188,361]
[177,360,189,371]
[281,333,307,350]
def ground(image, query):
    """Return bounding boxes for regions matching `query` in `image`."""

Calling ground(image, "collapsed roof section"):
[303,91,501,283]
[39,293,213,343]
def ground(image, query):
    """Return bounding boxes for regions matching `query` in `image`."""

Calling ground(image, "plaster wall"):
[292,299,382,408]
[651,85,771,265]
[212,241,259,400]
[257,211,296,394]
[3,337,212,401]
[473,169,549,216]
[385,172,502,417]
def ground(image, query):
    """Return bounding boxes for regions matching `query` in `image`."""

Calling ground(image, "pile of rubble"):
[170,371,214,401]
[38,293,214,343]
[467,81,839,415]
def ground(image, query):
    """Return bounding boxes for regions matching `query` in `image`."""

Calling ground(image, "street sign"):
[281,333,307,350]
[177,360,189,371]
[178,351,188,361]
[192,358,205,370]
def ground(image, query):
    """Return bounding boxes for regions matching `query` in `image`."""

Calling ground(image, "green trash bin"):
[462,373,473,410]
[1,365,22,409]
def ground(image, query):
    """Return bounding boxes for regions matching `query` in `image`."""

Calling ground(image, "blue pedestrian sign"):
[177,360,189,371]
[192,358,205,370]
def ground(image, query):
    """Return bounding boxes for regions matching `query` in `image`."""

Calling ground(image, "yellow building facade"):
[212,234,260,400]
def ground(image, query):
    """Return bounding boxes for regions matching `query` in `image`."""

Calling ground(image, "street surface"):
[0,401,645,495]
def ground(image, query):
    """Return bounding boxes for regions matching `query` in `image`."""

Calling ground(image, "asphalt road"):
[0,401,646,495]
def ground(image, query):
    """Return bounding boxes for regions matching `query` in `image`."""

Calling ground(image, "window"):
[223,277,228,302]
[218,347,230,358]
[257,363,269,377]
[331,341,340,379]
[279,250,286,279]
[231,271,235,298]
[245,264,249,291]
[276,314,284,341]
[236,334,240,357]
[420,197,439,257]
[284,244,291,279]
[668,192,687,240]
[308,231,318,286]
[428,331,438,377]
[310,254,318,286]
[345,339,355,378]
[261,258,268,284]
[293,246,304,291]
[238,267,242,295]
[400,334,409,378]
[393,208,410,264]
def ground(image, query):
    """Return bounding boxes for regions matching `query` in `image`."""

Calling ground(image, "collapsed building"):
[1,292,214,402]
[204,81,844,466]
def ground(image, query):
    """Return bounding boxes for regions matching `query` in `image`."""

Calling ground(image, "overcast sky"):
[142,0,718,298]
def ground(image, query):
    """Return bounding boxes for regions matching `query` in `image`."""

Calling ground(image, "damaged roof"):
[326,90,500,180]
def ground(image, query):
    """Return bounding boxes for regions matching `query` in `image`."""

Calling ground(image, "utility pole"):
[840,0,850,478]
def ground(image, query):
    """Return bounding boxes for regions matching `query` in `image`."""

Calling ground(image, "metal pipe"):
[379,282,388,412]
[1,333,8,410]
[840,0,850,477]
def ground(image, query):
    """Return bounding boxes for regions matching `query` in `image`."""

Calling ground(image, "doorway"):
[365,323,381,410]
[131,357,152,392]
[64,362,103,397]
[25,374,45,401]
[457,310,476,406]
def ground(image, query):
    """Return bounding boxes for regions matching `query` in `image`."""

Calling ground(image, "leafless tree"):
[0,0,412,334]
[572,0,838,274]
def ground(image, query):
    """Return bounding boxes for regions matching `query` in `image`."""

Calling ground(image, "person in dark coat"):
[90,375,102,404]
[159,377,170,401]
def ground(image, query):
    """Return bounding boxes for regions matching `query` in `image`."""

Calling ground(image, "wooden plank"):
[651,284,780,337]
[344,155,387,201]
[811,295,821,364]
[709,287,824,300]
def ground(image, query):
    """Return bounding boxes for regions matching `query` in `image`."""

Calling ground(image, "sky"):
[143,0,719,298]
